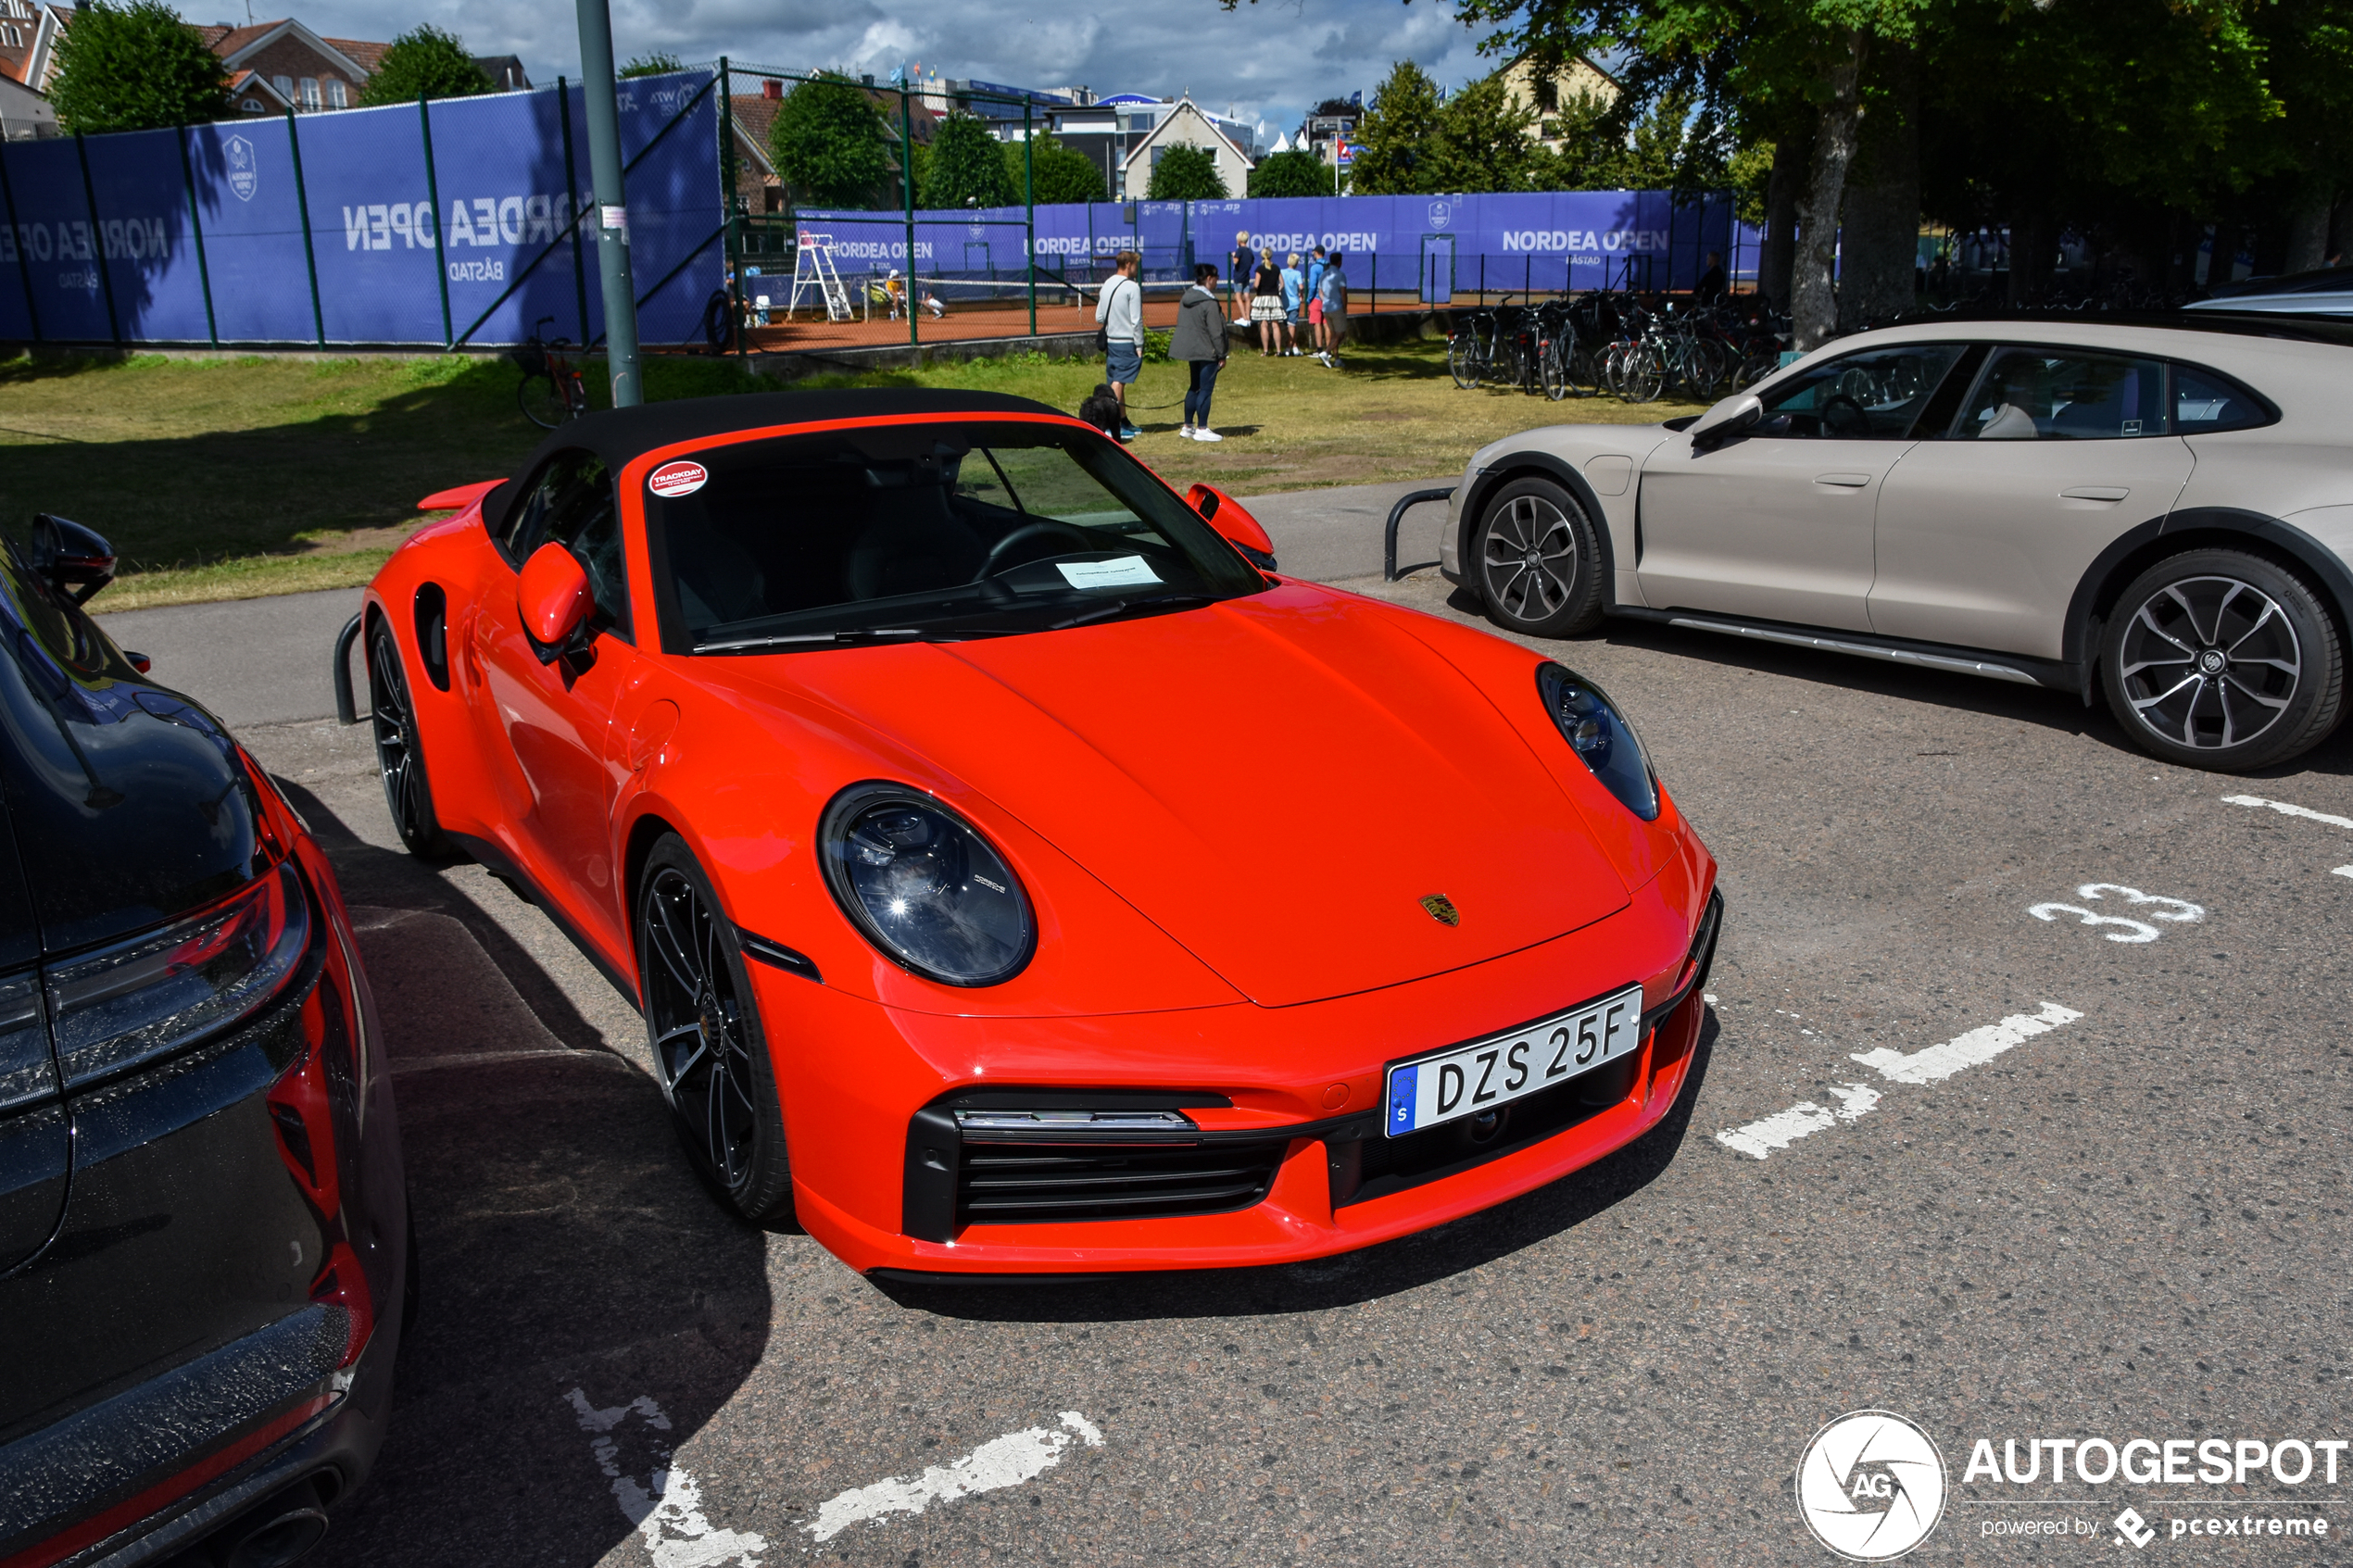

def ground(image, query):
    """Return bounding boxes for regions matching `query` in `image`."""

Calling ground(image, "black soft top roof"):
[484,386,1068,532]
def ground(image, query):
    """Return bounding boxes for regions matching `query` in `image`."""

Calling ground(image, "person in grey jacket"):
[1170,263,1229,442]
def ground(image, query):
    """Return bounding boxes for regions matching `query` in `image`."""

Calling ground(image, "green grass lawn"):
[0,342,1702,611]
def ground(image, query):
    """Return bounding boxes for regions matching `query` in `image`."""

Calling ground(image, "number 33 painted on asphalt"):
[2029,884,2205,944]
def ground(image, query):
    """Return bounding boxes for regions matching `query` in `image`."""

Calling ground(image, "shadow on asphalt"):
[875,1011,1721,1324]
[1424,583,2353,782]
[271,777,775,1568]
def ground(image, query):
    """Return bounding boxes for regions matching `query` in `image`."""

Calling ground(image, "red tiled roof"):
[321,35,386,73]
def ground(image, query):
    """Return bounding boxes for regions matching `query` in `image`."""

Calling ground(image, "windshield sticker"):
[648,459,709,498]
[1056,556,1161,591]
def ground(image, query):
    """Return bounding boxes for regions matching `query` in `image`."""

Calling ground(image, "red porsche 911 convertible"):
[343,388,1719,1279]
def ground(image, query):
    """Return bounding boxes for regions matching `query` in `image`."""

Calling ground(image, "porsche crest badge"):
[1418,894,1461,927]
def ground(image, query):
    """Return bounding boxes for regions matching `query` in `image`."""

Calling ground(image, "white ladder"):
[787,232,852,322]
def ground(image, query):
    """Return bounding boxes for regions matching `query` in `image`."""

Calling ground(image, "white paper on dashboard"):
[1057,556,1161,590]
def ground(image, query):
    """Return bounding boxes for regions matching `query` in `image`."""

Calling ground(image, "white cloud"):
[180,0,1506,134]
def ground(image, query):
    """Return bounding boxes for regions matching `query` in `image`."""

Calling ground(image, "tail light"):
[47,861,311,1088]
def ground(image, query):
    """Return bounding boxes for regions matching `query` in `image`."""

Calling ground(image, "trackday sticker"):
[648,460,708,498]
[1057,556,1160,590]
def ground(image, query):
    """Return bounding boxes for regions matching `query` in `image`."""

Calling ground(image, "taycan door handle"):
[2061,486,2130,502]
[1815,473,1871,487]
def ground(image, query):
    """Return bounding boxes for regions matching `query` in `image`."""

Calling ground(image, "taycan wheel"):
[636,836,794,1223]
[1473,476,1604,639]
[366,620,448,858]
[2100,549,2344,771]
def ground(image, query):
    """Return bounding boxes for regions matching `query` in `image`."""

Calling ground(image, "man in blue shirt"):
[1279,253,1305,357]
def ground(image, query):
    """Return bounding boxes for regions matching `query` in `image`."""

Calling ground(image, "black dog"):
[1077,383,1126,442]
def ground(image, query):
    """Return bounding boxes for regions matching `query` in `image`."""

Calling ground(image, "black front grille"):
[1328,1054,1639,1210]
[957,1136,1289,1226]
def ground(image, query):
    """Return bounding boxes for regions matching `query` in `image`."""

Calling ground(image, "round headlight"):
[1536,664,1660,822]
[819,784,1035,985]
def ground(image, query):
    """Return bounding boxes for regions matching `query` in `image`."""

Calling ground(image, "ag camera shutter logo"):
[1796,1410,1947,1561]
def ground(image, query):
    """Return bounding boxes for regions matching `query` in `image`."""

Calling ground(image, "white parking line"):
[808,1412,1106,1544]
[1716,1004,2080,1160]
[1848,1002,2082,1085]
[2335,867,2353,881]
[565,1389,767,1568]
[2221,794,2353,832]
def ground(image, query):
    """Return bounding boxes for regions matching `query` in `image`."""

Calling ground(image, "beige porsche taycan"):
[1441,314,2353,770]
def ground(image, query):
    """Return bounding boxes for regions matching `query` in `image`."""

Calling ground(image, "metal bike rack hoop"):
[1384,486,1457,582]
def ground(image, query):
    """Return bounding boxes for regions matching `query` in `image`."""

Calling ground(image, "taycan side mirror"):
[31,514,117,605]
[1687,392,1764,451]
[519,542,593,660]
[1185,483,1278,571]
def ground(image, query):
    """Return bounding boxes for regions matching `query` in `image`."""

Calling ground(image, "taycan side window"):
[1755,345,1966,439]
[1961,349,2168,440]
[2171,364,2275,433]
[646,420,1267,653]
[503,451,630,640]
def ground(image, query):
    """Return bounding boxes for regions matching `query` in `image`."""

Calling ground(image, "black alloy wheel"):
[1473,476,1605,639]
[2100,548,2345,771]
[366,621,448,858]
[637,836,794,1223]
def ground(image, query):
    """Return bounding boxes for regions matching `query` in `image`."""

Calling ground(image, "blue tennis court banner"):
[0,68,722,346]
[798,191,1756,295]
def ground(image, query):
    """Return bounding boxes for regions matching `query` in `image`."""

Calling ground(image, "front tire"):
[1473,476,1605,638]
[366,621,448,858]
[637,836,795,1223]
[2100,549,2344,771]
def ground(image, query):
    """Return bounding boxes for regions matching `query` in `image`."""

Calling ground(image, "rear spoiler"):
[417,479,506,512]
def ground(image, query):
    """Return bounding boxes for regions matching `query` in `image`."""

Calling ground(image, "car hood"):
[768,585,1632,1007]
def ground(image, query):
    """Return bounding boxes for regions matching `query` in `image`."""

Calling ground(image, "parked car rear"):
[0,518,407,1568]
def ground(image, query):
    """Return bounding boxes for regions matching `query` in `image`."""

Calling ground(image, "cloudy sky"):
[185,0,1516,138]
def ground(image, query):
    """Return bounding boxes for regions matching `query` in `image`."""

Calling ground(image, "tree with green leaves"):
[46,0,227,132]
[923,112,1019,207]
[619,52,683,79]
[1145,144,1228,200]
[768,74,896,208]
[1004,136,1107,204]
[356,24,491,107]
[1344,60,1448,194]
[1248,150,1330,197]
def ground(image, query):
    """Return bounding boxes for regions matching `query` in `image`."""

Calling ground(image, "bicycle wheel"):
[1448,334,1483,390]
[1620,344,1666,404]
[1539,338,1569,401]
[1564,342,1602,397]
[518,372,567,429]
[562,370,590,419]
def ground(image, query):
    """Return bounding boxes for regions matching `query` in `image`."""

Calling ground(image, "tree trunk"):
[2007,210,2050,306]
[1791,31,1868,352]
[1836,44,1919,332]
[2283,178,2335,275]
[1760,129,1809,311]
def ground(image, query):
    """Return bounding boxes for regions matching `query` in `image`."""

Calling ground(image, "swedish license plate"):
[1384,984,1644,1137]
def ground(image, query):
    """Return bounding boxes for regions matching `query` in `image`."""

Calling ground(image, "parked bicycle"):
[513,317,589,429]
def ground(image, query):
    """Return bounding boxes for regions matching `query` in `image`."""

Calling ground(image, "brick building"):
[1,11,532,133]
[193,19,531,117]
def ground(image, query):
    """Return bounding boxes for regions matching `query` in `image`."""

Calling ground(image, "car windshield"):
[646,420,1268,651]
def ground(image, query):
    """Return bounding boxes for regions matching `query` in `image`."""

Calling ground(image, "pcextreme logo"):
[1797,1410,1948,1561]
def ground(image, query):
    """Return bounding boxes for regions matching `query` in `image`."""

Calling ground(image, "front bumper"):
[769,874,1719,1277]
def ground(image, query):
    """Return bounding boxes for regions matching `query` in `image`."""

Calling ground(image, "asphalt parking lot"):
[98,484,2353,1567]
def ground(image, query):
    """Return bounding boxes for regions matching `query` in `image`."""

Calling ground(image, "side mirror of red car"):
[519,542,593,658]
[1185,483,1277,571]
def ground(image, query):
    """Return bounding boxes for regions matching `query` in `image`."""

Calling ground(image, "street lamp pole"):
[574,0,641,407]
